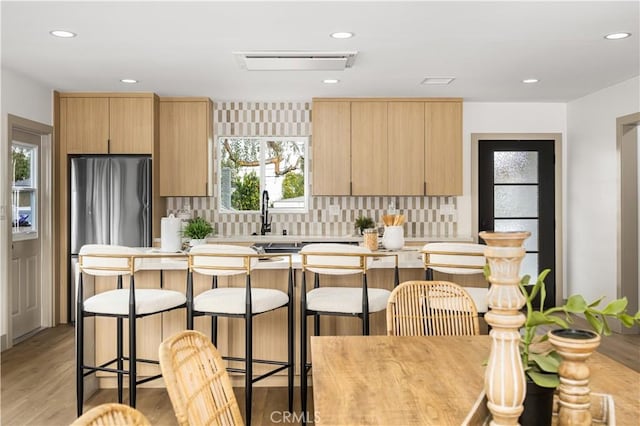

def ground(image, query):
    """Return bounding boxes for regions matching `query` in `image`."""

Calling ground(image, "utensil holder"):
[382,226,404,250]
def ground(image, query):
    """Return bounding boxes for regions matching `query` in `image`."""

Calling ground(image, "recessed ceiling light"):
[522,78,539,84]
[604,32,631,40]
[421,77,455,85]
[50,30,76,38]
[323,79,340,84]
[120,79,138,84]
[330,32,354,39]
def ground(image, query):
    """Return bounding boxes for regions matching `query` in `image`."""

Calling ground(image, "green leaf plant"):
[483,265,640,388]
[183,217,214,240]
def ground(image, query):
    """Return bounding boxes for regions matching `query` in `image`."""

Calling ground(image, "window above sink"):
[218,136,309,214]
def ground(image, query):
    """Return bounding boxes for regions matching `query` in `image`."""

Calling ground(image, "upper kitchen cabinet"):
[158,97,213,196]
[312,97,462,196]
[312,101,351,195]
[425,101,462,195]
[388,102,425,195]
[60,93,155,154]
[351,102,388,195]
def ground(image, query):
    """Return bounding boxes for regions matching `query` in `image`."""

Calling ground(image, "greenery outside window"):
[218,137,308,213]
[12,142,38,240]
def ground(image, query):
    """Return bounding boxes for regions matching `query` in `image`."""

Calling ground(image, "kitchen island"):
[84,243,483,389]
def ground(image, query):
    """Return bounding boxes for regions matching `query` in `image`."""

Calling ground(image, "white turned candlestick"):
[479,231,530,426]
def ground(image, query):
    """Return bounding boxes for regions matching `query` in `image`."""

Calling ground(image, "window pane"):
[12,144,35,187]
[12,189,36,234]
[219,138,261,211]
[494,151,538,184]
[494,219,539,251]
[494,186,538,217]
[265,139,305,210]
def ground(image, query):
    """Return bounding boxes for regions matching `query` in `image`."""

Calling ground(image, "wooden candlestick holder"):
[548,329,602,426]
[479,231,530,426]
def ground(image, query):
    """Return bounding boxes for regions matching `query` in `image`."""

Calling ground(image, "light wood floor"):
[0,325,309,426]
[1,322,638,426]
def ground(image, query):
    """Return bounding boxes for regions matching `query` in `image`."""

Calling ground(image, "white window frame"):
[11,141,38,241]
[217,136,309,214]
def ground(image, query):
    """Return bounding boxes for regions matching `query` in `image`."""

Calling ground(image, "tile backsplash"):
[165,101,458,237]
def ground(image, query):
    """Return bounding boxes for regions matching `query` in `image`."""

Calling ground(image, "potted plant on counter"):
[354,215,375,235]
[513,268,640,425]
[183,216,214,246]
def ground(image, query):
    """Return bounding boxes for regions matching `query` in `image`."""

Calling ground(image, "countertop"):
[88,247,426,271]
[154,234,473,244]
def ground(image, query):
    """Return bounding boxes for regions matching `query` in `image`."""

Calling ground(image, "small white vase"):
[382,226,404,250]
[189,239,206,247]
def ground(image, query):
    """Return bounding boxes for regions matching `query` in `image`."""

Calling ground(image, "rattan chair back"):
[70,403,151,426]
[386,280,480,336]
[159,330,244,426]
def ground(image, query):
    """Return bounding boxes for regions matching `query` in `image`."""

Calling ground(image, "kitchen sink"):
[252,242,306,254]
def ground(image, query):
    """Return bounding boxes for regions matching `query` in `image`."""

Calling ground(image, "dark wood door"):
[479,140,555,308]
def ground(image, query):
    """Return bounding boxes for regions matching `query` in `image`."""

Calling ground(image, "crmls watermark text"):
[270,411,320,423]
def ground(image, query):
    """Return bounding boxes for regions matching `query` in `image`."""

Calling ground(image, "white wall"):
[566,76,640,303]
[0,67,52,345]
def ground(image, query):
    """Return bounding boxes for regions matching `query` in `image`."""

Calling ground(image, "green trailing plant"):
[354,215,375,234]
[183,217,214,240]
[484,266,640,388]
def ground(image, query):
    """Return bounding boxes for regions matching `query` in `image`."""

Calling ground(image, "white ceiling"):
[2,1,639,102]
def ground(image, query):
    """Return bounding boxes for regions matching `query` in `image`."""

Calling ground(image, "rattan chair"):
[386,280,480,336]
[186,244,293,426]
[422,242,489,316]
[299,243,399,422]
[70,403,151,426]
[76,245,187,416]
[159,330,244,426]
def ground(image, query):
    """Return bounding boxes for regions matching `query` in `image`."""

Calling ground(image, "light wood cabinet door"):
[388,102,425,195]
[312,101,351,195]
[109,97,154,154]
[62,97,109,154]
[425,101,462,195]
[351,102,388,195]
[159,99,211,196]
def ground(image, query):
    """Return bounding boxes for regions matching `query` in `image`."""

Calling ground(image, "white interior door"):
[11,130,42,339]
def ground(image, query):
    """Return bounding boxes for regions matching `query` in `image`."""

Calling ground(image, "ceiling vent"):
[233,51,358,71]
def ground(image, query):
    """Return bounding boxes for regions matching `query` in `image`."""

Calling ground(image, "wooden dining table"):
[310,335,640,425]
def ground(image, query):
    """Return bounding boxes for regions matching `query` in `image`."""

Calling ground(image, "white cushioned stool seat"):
[194,288,289,315]
[84,289,186,315]
[306,287,391,314]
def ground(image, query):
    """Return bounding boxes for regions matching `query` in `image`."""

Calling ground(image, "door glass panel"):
[494,219,539,251]
[494,151,538,184]
[520,253,539,282]
[12,143,38,237]
[494,186,538,217]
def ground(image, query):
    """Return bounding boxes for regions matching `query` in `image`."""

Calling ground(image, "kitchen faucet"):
[260,190,271,235]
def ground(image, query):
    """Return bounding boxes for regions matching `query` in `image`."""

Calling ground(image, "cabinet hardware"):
[350,181,352,195]
[107,139,111,153]
[424,182,426,194]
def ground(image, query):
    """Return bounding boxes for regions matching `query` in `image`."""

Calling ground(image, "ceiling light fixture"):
[323,79,340,84]
[522,78,539,84]
[604,32,631,40]
[50,30,76,38]
[421,77,455,85]
[120,79,138,84]
[330,32,354,39]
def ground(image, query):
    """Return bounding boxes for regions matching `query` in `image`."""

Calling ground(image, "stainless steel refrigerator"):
[69,155,152,321]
